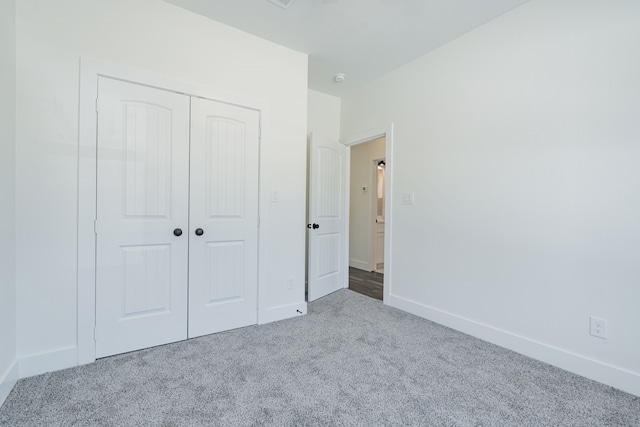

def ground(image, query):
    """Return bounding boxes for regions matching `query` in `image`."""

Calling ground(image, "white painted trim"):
[259,302,307,325]
[389,294,640,397]
[349,259,370,270]
[18,346,78,379]
[257,108,273,326]
[342,124,394,304]
[78,58,99,366]
[371,157,385,271]
[343,147,351,289]
[78,57,270,365]
[0,359,19,407]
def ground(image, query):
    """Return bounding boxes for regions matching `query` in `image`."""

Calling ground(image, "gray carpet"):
[1,290,638,426]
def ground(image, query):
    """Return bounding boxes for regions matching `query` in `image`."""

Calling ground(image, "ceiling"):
[162,0,531,97]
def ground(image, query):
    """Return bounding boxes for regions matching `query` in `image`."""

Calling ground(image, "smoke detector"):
[267,0,295,9]
[334,73,346,82]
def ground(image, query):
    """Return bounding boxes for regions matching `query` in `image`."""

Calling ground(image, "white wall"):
[307,89,341,141]
[341,0,640,396]
[15,0,308,374]
[0,0,18,406]
[349,137,385,270]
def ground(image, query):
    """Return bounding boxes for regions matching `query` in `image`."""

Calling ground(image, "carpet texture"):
[1,289,638,426]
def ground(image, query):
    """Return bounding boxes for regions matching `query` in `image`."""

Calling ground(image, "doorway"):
[305,125,393,304]
[347,137,385,300]
[344,125,393,303]
[374,158,386,274]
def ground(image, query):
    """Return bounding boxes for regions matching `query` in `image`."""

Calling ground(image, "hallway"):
[348,267,383,300]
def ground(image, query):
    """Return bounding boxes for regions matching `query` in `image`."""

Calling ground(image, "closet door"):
[95,77,190,358]
[188,97,260,338]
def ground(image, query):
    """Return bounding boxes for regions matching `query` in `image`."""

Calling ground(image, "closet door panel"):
[95,77,190,358]
[188,97,260,338]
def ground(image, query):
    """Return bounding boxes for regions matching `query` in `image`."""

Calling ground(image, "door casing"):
[78,58,271,365]
[372,157,386,271]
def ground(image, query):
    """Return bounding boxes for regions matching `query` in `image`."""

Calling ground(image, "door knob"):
[173,228,183,237]
[195,228,204,236]
[313,223,319,229]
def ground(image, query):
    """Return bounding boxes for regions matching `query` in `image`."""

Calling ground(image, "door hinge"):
[258,128,262,139]
[94,220,98,235]
[93,327,98,341]
[95,98,99,113]
[257,216,260,228]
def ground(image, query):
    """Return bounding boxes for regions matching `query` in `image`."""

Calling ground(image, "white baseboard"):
[0,359,19,407]
[18,346,78,379]
[389,294,640,397]
[259,301,307,325]
[349,259,371,271]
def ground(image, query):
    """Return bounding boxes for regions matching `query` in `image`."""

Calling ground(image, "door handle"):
[195,228,204,236]
[306,223,319,230]
[173,228,183,237]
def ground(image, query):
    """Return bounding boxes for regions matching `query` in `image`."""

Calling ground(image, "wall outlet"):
[590,316,607,339]
[287,276,294,290]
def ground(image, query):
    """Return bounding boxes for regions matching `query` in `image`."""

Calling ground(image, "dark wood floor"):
[348,267,383,300]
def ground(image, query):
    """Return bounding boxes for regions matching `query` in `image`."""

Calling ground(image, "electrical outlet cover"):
[590,316,607,339]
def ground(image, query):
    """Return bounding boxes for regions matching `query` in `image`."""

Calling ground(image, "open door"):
[307,133,347,301]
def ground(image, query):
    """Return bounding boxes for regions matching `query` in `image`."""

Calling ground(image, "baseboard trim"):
[349,259,371,271]
[18,346,78,379]
[389,294,640,397]
[0,359,19,407]
[259,301,307,325]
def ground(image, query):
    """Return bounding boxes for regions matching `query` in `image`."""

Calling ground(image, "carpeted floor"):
[1,289,638,426]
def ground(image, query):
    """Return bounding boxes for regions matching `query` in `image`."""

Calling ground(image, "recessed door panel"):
[122,245,171,317]
[316,233,341,279]
[205,241,245,304]
[95,77,190,358]
[188,97,259,339]
[123,103,172,218]
[317,147,343,219]
[206,117,246,218]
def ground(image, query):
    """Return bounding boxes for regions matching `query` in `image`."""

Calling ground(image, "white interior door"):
[187,97,260,338]
[307,133,347,301]
[95,77,190,358]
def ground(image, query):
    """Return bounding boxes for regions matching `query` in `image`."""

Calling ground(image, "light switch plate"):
[403,192,415,205]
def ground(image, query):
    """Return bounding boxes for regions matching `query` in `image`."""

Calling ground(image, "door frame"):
[78,58,269,365]
[372,157,385,271]
[342,124,394,303]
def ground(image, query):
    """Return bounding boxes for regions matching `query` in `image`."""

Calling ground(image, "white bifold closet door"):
[95,77,259,358]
